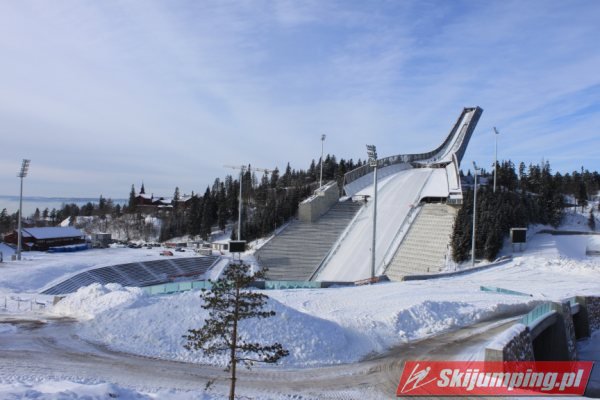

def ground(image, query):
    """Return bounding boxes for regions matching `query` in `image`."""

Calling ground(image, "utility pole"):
[319,134,326,189]
[224,165,271,241]
[472,161,480,267]
[493,127,499,193]
[366,145,378,280]
[17,159,31,261]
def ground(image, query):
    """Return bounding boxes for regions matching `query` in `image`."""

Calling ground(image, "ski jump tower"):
[342,106,483,203]
[257,107,483,283]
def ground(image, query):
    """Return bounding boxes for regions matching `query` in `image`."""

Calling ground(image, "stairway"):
[257,200,363,281]
[386,203,457,281]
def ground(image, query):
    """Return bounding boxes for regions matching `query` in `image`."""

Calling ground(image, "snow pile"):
[52,283,145,320]
[0,381,150,400]
[0,380,219,399]
[75,289,355,367]
[63,282,539,368]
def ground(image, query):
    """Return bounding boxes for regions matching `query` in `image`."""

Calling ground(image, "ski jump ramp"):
[315,107,482,282]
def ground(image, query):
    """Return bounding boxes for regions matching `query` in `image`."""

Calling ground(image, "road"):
[0,314,522,399]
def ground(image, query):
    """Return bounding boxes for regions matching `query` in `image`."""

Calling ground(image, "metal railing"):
[520,303,553,327]
[143,279,325,295]
[480,286,532,297]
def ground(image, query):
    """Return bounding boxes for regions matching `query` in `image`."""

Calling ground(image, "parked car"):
[160,250,174,256]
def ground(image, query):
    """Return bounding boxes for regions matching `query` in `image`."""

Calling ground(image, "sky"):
[1,0,599,199]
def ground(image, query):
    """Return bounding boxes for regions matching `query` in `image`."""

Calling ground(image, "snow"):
[1,202,600,398]
[419,168,450,198]
[21,226,84,239]
[487,323,527,351]
[40,229,600,369]
[52,283,145,320]
[0,380,219,399]
[0,247,212,295]
[0,242,15,258]
[317,167,434,281]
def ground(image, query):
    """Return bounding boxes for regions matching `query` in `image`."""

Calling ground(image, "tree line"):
[158,155,365,241]
[452,160,600,263]
[1,155,366,239]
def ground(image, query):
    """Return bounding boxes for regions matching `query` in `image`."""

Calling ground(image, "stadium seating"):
[385,203,457,280]
[41,256,220,295]
[257,199,363,281]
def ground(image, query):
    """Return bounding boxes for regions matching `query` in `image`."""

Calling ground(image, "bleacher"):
[385,204,457,280]
[257,199,363,281]
[41,256,220,295]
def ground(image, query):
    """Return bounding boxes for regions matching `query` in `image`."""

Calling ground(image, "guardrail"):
[480,286,533,297]
[520,303,553,327]
[143,279,354,295]
[144,280,213,295]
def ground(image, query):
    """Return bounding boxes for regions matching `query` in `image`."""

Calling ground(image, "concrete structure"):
[317,107,482,282]
[256,199,362,281]
[91,233,112,248]
[485,297,598,363]
[298,181,339,223]
[385,203,457,280]
[256,107,482,282]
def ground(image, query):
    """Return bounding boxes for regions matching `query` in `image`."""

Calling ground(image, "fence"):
[1,296,48,311]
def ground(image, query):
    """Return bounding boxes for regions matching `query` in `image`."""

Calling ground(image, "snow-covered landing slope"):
[317,167,440,281]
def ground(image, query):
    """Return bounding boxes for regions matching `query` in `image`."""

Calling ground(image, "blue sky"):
[1,0,599,199]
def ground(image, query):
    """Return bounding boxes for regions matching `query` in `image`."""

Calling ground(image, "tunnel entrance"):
[532,315,570,361]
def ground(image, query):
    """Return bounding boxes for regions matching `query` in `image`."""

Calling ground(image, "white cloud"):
[0,0,599,198]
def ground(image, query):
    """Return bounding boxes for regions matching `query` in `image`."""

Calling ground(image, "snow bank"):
[75,289,356,367]
[66,283,537,368]
[52,283,145,320]
[0,381,150,400]
[0,380,218,400]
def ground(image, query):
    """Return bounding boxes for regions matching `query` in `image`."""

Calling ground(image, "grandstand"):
[385,203,457,280]
[41,256,220,295]
[257,199,362,281]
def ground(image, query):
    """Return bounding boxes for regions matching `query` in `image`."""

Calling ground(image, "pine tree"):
[0,208,11,233]
[128,184,137,212]
[589,209,596,231]
[578,181,588,212]
[184,263,288,400]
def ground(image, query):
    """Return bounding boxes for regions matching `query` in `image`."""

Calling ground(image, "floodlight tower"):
[493,127,499,193]
[224,164,272,241]
[17,159,31,261]
[319,134,326,189]
[471,161,480,267]
[366,145,378,280]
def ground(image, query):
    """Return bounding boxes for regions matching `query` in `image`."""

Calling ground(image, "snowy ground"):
[1,210,600,398]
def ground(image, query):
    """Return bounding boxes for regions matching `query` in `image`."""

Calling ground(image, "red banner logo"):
[397,361,593,396]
